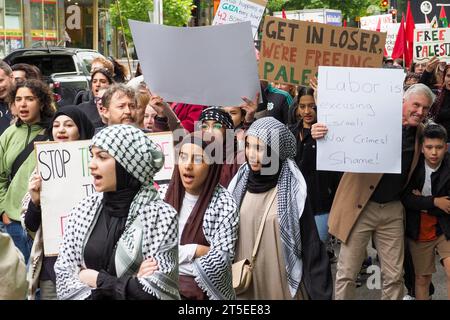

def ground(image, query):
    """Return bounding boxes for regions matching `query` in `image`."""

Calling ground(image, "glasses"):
[94,96,103,104]
[200,122,223,131]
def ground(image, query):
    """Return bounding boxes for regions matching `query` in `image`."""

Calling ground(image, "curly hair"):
[11,63,43,81]
[91,56,114,75]
[11,79,55,127]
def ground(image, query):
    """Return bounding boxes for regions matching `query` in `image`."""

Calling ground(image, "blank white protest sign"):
[129,20,261,106]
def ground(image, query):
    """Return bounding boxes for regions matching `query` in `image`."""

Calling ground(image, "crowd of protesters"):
[1,48,450,302]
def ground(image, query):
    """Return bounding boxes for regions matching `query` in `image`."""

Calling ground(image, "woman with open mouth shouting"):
[55,125,180,300]
[158,132,238,300]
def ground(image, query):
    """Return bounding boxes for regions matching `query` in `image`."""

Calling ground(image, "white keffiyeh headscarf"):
[228,117,307,298]
[55,125,179,300]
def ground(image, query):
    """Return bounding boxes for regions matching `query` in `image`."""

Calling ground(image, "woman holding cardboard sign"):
[54,125,180,300]
[24,105,95,299]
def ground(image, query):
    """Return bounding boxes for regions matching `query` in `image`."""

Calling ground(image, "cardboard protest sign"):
[130,20,261,106]
[414,28,450,63]
[36,132,174,256]
[316,66,404,174]
[212,0,267,38]
[259,16,386,86]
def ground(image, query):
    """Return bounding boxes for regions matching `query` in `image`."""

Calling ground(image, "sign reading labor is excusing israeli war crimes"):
[259,16,386,86]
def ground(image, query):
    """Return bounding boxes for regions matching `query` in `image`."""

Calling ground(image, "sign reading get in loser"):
[259,16,386,86]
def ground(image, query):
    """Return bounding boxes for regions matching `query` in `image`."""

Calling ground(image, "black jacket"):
[289,121,342,215]
[434,92,450,142]
[402,154,450,240]
[77,98,104,128]
[257,83,290,124]
[0,101,12,136]
[300,196,333,300]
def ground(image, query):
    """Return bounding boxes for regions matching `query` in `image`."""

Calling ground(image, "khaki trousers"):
[335,200,405,300]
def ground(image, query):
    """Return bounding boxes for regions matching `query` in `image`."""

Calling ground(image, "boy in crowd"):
[402,124,450,300]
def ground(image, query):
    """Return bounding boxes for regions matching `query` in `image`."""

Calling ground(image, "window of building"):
[3,0,23,55]
[31,0,59,47]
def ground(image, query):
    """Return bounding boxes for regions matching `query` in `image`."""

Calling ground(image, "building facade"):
[0,0,118,58]
[1,0,217,58]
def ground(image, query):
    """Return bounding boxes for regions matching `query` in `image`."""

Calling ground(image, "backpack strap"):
[9,132,48,183]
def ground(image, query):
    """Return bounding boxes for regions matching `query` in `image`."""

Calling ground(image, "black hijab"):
[97,161,142,273]
[48,105,95,140]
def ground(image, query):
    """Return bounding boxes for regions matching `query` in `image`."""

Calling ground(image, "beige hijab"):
[0,232,27,299]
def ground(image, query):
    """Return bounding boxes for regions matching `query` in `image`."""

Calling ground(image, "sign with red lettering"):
[414,28,450,63]
[259,16,386,86]
[212,0,267,38]
[35,132,174,256]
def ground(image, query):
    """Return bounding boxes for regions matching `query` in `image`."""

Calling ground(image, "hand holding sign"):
[311,123,328,140]
[240,92,260,123]
[425,56,440,73]
[149,95,167,118]
[29,174,42,206]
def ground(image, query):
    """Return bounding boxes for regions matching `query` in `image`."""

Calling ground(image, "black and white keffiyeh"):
[160,184,239,300]
[228,117,307,298]
[55,125,180,300]
[199,107,235,130]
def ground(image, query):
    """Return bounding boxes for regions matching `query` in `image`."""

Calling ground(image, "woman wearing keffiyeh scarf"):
[228,117,332,300]
[54,125,180,300]
[159,132,239,300]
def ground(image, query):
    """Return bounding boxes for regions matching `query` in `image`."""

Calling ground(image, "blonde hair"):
[91,57,114,75]
[136,90,150,109]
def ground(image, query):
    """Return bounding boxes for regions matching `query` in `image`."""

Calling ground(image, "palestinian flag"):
[439,6,448,28]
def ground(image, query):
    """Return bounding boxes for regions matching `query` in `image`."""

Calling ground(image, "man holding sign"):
[312,83,435,299]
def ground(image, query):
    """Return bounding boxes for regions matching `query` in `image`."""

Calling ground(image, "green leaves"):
[109,0,195,42]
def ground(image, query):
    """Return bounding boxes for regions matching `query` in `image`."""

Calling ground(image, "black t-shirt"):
[371,126,417,203]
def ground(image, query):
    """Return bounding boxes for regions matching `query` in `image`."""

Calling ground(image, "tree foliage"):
[110,0,195,42]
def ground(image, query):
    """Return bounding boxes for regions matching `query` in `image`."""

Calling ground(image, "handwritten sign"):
[130,20,261,106]
[212,0,267,38]
[259,16,386,86]
[360,14,392,32]
[36,132,174,256]
[316,66,404,174]
[414,28,450,62]
[385,23,400,57]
